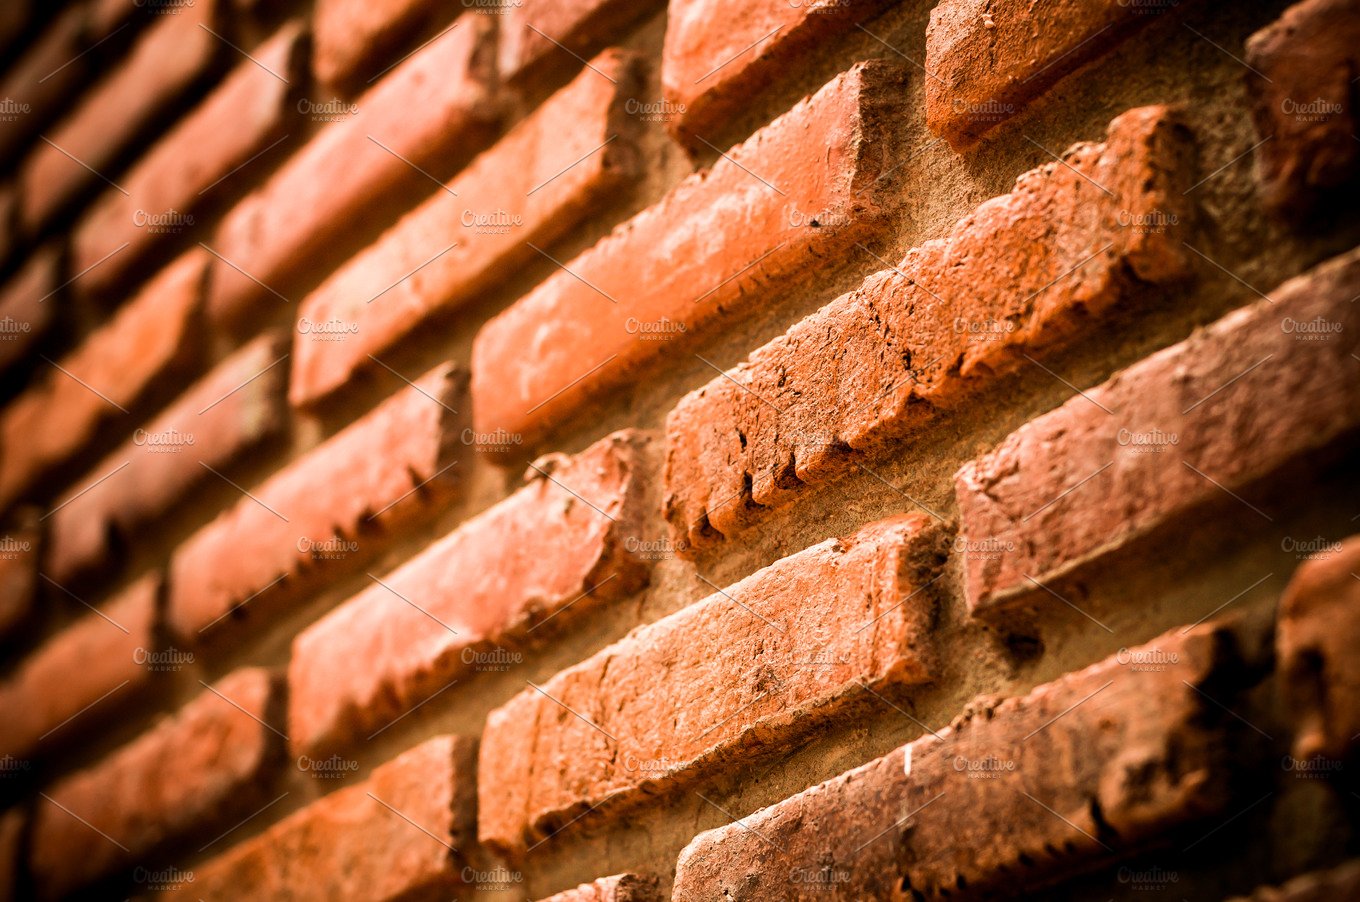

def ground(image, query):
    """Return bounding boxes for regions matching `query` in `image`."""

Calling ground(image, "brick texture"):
[540,874,662,902]
[289,430,653,756]
[168,364,468,641]
[290,50,644,407]
[955,246,1360,619]
[0,515,39,640]
[499,0,661,86]
[472,60,908,454]
[0,6,89,165]
[479,515,946,856]
[313,0,440,92]
[174,735,477,902]
[0,244,57,373]
[665,105,1195,553]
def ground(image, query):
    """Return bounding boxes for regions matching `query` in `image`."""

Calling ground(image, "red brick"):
[46,331,290,585]
[0,808,20,902]
[72,21,307,300]
[662,0,892,147]
[167,363,469,642]
[0,6,89,164]
[539,874,661,902]
[0,572,157,762]
[29,668,282,900]
[479,515,945,856]
[1277,534,1360,764]
[314,0,441,92]
[0,249,206,510]
[673,623,1243,901]
[954,246,1360,620]
[925,0,1183,148]
[665,105,1195,553]
[173,735,476,902]
[1231,861,1360,901]
[0,513,39,640]
[19,0,220,232]
[208,16,498,331]
[289,430,653,756]
[0,244,58,374]
[291,50,644,407]
[499,0,661,85]
[1245,0,1360,219]
[471,60,907,454]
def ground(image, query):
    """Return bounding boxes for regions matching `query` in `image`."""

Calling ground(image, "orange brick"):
[0,244,58,374]
[314,0,441,91]
[539,875,662,902]
[499,0,661,85]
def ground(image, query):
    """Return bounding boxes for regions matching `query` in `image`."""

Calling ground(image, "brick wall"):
[0,0,1358,899]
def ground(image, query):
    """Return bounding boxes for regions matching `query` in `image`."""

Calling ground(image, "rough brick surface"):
[472,60,907,453]
[662,0,892,146]
[0,249,206,509]
[1245,0,1360,218]
[1231,861,1360,901]
[540,874,662,902]
[289,430,653,756]
[72,22,307,300]
[314,0,439,91]
[925,0,1182,148]
[499,0,660,85]
[208,16,498,331]
[665,105,1195,552]
[0,244,57,373]
[168,364,468,641]
[0,515,39,640]
[0,571,157,762]
[673,624,1243,901]
[479,515,945,856]
[29,668,281,900]
[955,246,1360,619]
[290,51,643,407]
[46,331,290,585]
[174,736,477,902]
[1277,533,1360,764]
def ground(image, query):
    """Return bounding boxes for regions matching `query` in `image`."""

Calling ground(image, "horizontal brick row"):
[471,60,908,454]
[46,331,291,585]
[0,244,57,373]
[171,735,476,902]
[499,0,662,87]
[672,622,1244,900]
[664,104,1195,554]
[29,668,281,900]
[955,245,1360,619]
[289,430,653,756]
[541,874,661,902]
[290,49,644,407]
[313,0,440,92]
[479,515,946,856]
[167,363,468,642]
[0,5,90,164]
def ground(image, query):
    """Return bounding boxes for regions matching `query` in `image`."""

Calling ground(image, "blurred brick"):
[0,6,89,165]
[0,249,206,510]
[168,364,469,642]
[1246,0,1360,219]
[314,0,441,92]
[499,0,661,86]
[0,184,14,267]
[673,624,1243,900]
[472,60,907,455]
[540,875,661,902]
[0,244,58,374]
[1230,861,1360,901]
[174,735,476,902]
[289,430,653,756]
[46,331,290,585]
[954,246,1360,620]
[479,515,945,856]
[291,49,643,407]
[665,105,1195,553]
[0,512,39,641]
[73,21,307,301]
[0,808,20,902]
[29,668,282,900]
[0,572,157,762]
[208,15,498,332]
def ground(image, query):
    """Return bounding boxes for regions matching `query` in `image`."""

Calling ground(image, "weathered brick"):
[662,0,892,147]
[0,512,39,640]
[1277,534,1360,764]
[665,105,1195,553]
[479,515,945,856]
[72,21,307,300]
[1245,0,1360,219]
[314,0,440,91]
[208,16,498,331]
[291,50,643,407]
[289,430,653,756]
[499,0,660,85]
[673,624,1244,901]
[46,331,290,585]
[471,60,907,454]
[539,874,662,902]
[954,246,1360,619]
[1230,860,1360,901]
[925,0,1183,148]
[172,735,476,902]
[19,0,219,232]
[168,364,469,642]
[0,244,57,373]
[0,6,89,165]
[0,249,206,510]
[29,668,281,900]
[0,572,157,762]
